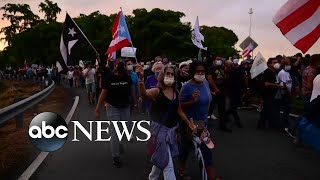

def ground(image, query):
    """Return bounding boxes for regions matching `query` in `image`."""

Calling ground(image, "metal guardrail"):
[0,81,55,128]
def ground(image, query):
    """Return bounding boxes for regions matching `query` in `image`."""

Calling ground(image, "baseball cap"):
[203,135,214,149]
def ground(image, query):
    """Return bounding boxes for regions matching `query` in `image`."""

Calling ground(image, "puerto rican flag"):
[105,11,132,58]
[242,42,254,57]
[107,51,116,61]
[273,0,320,54]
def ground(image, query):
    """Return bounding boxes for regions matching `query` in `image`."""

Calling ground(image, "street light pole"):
[249,8,253,58]
[249,8,253,37]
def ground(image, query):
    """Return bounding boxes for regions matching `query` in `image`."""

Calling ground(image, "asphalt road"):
[29,86,320,180]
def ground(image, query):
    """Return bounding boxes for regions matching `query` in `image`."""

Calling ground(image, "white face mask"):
[273,63,281,70]
[216,60,222,66]
[233,59,239,65]
[194,74,206,82]
[127,65,133,71]
[144,65,149,70]
[163,76,175,86]
[284,65,291,71]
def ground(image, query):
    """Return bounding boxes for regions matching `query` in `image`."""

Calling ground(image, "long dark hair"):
[189,60,207,77]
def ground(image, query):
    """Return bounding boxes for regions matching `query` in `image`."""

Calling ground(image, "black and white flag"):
[58,13,86,72]
[191,16,207,51]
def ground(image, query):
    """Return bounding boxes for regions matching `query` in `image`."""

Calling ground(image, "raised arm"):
[138,81,160,99]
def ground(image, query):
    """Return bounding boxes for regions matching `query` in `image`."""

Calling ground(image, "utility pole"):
[249,8,253,58]
[249,8,253,37]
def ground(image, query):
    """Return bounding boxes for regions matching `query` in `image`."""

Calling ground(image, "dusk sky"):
[0,0,319,59]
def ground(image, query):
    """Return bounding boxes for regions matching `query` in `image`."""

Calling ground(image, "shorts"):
[86,83,96,94]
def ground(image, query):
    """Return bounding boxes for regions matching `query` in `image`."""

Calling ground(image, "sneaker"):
[113,157,121,168]
[210,114,218,120]
[284,128,296,139]
[257,107,262,112]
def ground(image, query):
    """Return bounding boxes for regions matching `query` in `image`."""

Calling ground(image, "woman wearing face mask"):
[180,61,219,180]
[145,61,164,89]
[143,62,164,115]
[277,58,293,133]
[137,65,193,180]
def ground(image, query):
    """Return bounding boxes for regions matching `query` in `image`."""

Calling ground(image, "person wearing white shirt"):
[67,68,74,88]
[277,58,293,131]
[83,63,96,105]
[47,67,52,80]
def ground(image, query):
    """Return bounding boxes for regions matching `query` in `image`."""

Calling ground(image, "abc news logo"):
[28,112,151,152]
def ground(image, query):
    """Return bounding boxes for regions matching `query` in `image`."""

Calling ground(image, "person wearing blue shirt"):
[27,67,33,79]
[125,59,139,113]
[179,61,218,180]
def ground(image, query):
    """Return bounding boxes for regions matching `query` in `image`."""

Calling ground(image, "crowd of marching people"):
[93,53,320,180]
[2,53,319,180]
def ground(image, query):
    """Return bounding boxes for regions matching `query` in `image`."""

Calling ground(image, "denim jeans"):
[106,104,131,158]
[149,145,176,180]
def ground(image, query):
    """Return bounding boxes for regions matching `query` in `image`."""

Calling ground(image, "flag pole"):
[120,7,138,64]
[66,12,100,59]
[198,48,202,61]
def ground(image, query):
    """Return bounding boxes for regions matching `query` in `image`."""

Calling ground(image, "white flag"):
[79,60,84,68]
[191,16,207,51]
[250,52,268,79]
[56,61,63,72]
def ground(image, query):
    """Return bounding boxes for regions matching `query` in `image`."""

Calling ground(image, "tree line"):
[0,0,239,68]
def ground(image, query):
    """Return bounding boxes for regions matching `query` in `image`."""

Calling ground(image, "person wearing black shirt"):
[137,64,192,180]
[257,58,284,129]
[207,57,231,132]
[226,59,244,128]
[95,61,135,168]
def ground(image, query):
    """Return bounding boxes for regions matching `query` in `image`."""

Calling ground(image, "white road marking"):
[18,96,80,180]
